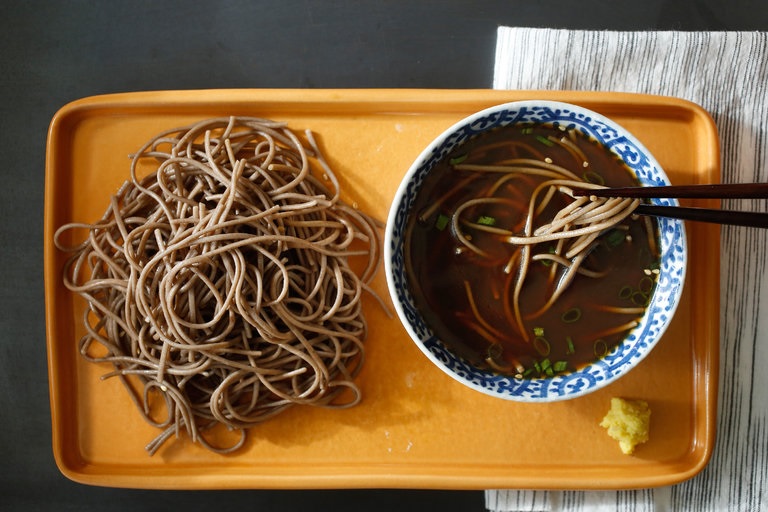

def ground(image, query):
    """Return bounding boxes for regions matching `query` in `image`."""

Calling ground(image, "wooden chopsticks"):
[571,183,768,228]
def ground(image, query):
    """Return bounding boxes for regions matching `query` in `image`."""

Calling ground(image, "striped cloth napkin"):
[488,28,768,512]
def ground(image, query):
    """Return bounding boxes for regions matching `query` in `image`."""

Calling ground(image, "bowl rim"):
[384,99,688,402]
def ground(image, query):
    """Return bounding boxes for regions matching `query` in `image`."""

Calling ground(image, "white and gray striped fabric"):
[489,28,768,512]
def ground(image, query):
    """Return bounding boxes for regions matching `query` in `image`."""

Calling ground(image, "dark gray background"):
[2,1,766,511]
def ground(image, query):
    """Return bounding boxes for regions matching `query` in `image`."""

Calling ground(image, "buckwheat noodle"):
[54,116,383,455]
[456,146,654,348]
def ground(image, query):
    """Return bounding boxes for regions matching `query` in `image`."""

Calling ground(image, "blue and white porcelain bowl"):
[384,100,687,402]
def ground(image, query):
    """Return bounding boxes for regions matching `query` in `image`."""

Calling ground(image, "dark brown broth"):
[404,124,660,378]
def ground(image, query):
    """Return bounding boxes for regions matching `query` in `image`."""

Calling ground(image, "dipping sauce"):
[404,123,660,378]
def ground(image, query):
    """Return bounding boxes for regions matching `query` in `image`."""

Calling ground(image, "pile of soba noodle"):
[54,117,382,455]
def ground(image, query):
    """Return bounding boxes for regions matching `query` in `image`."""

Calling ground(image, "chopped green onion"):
[487,342,503,359]
[605,229,626,248]
[583,171,605,185]
[533,336,551,357]
[435,214,450,231]
[533,327,545,337]
[536,135,554,147]
[631,291,650,307]
[476,215,496,226]
[523,357,572,378]
[449,154,468,165]
[565,336,576,355]
[561,307,582,323]
[638,276,655,294]
[594,339,609,358]
[539,246,557,266]
[521,127,534,135]
[619,285,633,300]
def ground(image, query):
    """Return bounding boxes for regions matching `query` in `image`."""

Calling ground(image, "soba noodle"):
[451,162,643,345]
[54,116,383,455]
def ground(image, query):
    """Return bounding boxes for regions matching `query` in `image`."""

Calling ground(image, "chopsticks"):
[572,183,768,199]
[571,183,768,228]
[631,205,768,228]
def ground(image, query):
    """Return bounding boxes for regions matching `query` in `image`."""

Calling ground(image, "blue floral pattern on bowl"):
[384,100,687,402]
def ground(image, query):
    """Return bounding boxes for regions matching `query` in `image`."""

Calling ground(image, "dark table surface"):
[3,1,767,511]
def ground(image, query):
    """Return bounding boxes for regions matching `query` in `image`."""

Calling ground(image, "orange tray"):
[44,89,720,490]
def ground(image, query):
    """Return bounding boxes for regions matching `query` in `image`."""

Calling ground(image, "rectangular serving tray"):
[44,89,720,490]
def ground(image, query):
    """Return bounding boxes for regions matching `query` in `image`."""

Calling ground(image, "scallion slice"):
[536,135,554,147]
[583,170,605,185]
[605,228,626,247]
[619,285,633,300]
[476,215,496,226]
[565,336,576,355]
[435,214,450,231]
[533,336,551,357]
[561,307,582,323]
